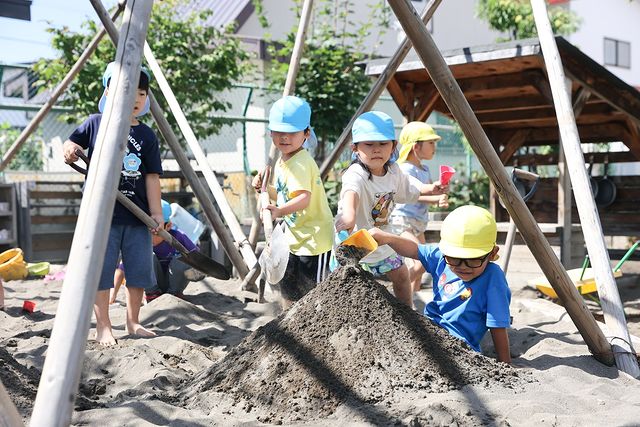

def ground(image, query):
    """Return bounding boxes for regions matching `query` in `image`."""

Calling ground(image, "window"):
[604,38,631,68]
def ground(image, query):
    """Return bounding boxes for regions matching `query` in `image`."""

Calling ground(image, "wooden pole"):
[89,0,250,278]
[319,0,443,179]
[0,1,126,172]
[30,2,155,425]
[141,42,258,271]
[0,380,22,427]
[387,0,614,366]
[530,0,638,377]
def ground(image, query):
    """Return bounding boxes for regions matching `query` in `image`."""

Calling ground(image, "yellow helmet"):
[439,206,497,259]
[397,121,441,163]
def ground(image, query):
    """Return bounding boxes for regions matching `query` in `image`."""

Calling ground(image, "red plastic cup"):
[22,300,36,313]
[439,165,456,186]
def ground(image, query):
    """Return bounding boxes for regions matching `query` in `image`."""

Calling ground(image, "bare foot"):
[126,322,156,337]
[94,325,118,346]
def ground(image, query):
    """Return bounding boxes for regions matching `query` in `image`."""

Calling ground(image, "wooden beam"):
[415,85,440,122]
[405,81,417,120]
[510,151,638,166]
[30,1,155,424]
[532,0,637,376]
[557,37,640,129]
[388,0,613,366]
[499,130,529,164]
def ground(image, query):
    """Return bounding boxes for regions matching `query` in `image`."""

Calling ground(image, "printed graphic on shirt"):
[120,131,143,195]
[371,192,394,226]
[276,177,298,227]
[460,288,472,300]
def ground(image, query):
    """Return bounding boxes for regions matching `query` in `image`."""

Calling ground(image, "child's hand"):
[252,173,263,193]
[432,181,449,195]
[368,227,385,244]
[63,141,83,164]
[150,212,165,234]
[263,204,282,219]
[334,214,355,233]
[438,194,449,209]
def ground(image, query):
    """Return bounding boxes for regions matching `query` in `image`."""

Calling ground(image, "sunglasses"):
[444,252,491,268]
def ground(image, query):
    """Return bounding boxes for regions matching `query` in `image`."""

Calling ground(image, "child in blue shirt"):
[63,62,163,345]
[369,205,512,363]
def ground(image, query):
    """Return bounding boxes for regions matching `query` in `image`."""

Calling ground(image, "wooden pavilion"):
[365,36,640,264]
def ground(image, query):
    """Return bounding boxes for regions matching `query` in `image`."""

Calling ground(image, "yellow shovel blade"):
[531,267,623,299]
[340,229,378,255]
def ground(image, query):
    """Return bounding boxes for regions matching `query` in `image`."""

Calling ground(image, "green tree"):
[32,0,250,141]
[0,123,44,170]
[262,0,389,160]
[477,0,580,41]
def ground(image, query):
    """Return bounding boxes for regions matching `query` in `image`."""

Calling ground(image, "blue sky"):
[0,0,118,64]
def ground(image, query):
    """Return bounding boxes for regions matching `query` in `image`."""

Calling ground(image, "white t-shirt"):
[337,163,421,263]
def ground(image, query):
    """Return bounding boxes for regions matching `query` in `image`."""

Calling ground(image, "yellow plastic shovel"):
[340,229,378,256]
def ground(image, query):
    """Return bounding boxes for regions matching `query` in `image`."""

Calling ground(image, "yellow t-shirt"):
[275,149,333,256]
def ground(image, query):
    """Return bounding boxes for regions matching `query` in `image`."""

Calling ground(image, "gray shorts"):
[388,215,429,236]
[98,224,154,291]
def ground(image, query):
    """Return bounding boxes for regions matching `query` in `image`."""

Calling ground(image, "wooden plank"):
[510,151,638,166]
[30,191,83,199]
[415,85,440,122]
[31,215,78,225]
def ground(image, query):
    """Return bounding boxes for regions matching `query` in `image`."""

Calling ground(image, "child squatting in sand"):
[369,205,512,363]
[63,62,163,345]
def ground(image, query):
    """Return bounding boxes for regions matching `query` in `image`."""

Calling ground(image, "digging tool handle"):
[73,150,191,255]
[260,166,273,241]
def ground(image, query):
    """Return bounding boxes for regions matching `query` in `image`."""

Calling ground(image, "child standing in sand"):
[334,111,447,307]
[63,62,163,345]
[389,122,449,294]
[252,96,334,309]
[369,205,512,363]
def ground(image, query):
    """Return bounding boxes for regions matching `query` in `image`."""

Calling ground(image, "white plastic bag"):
[258,221,289,284]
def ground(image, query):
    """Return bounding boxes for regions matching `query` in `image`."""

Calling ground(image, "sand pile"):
[184,263,526,424]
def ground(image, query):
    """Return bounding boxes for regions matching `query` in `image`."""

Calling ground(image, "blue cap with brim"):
[268,96,311,132]
[352,111,396,143]
[98,61,151,116]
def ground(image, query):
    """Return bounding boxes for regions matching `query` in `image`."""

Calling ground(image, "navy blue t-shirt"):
[69,114,163,226]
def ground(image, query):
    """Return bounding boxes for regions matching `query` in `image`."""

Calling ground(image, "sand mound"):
[184,264,526,423]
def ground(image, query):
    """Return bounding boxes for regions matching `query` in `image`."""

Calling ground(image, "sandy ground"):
[1,255,640,426]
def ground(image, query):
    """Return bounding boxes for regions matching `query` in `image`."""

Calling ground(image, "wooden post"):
[319,0,443,179]
[89,0,250,278]
[531,0,638,377]
[0,380,22,427]
[387,0,614,366]
[0,1,125,172]
[557,79,573,267]
[30,2,155,425]
[141,42,258,271]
